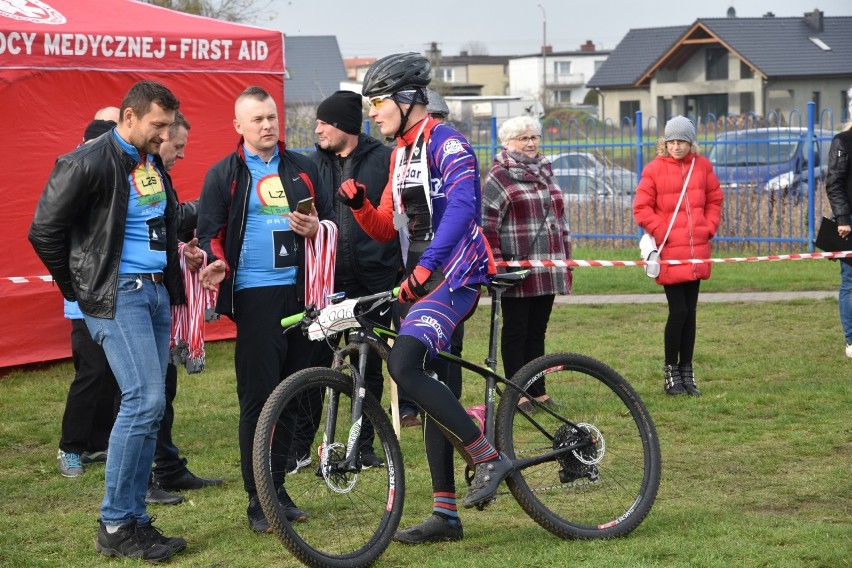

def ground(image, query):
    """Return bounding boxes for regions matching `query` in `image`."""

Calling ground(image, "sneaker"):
[57,449,83,478]
[286,453,312,475]
[156,470,223,491]
[95,519,173,562]
[462,453,514,509]
[81,450,108,464]
[136,517,187,554]
[846,343,852,358]
[146,485,185,506]
[400,413,422,428]
[360,449,385,469]
[277,487,308,522]
[393,514,463,544]
[247,496,271,533]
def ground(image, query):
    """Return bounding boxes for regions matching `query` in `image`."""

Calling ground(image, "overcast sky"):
[265,0,851,57]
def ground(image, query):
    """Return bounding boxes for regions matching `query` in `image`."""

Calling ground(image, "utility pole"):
[537,3,547,110]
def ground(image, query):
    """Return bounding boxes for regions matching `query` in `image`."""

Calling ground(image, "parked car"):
[548,151,637,197]
[706,127,834,203]
[554,168,614,203]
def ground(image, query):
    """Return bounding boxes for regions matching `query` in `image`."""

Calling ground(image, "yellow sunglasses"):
[368,94,394,109]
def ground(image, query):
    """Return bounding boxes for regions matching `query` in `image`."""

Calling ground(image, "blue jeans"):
[839,262,852,344]
[85,276,171,525]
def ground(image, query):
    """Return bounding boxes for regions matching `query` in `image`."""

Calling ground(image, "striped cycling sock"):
[464,433,499,465]
[433,491,459,525]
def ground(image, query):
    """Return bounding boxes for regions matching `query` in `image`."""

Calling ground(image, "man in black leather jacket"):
[197,86,333,533]
[29,80,189,562]
[825,118,852,356]
[284,90,400,473]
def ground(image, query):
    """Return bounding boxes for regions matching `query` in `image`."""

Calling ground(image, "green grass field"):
[1,258,849,567]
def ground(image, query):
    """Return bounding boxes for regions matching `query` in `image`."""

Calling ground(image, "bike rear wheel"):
[253,368,404,568]
[495,353,660,539]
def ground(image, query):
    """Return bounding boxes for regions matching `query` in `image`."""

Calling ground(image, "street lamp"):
[537,3,547,109]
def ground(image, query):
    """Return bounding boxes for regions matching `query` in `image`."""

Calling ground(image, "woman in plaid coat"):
[482,115,572,411]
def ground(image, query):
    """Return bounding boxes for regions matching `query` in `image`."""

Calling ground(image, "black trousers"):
[234,285,313,495]
[59,319,119,454]
[152,363,188,481]
[663,280,701,365]
[501,294,556,398]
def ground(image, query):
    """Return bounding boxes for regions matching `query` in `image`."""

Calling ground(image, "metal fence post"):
[806,101,816,252]
[635,110,644,240]
[490,115,499,162]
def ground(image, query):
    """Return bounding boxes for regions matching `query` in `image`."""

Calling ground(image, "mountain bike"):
[252,272,661,568]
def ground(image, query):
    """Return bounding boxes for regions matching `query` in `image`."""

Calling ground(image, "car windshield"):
[708,135,799,166]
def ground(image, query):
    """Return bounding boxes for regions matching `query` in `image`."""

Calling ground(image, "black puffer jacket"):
[29,133,185,318]
[312,134,401,292]
[826,129,852,225]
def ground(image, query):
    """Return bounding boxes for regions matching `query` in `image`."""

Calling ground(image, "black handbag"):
[815,217,852,266]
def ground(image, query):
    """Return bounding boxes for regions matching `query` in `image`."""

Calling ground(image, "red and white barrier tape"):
[7,250,852,284]
[497,250,852,269]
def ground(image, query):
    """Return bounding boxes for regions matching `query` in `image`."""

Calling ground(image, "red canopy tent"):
[0,0,285,367]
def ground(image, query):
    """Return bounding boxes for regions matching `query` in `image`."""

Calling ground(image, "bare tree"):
[460,41,489,56]
[143,0,275,24]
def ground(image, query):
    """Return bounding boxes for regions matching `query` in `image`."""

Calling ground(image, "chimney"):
[542,45,553,54]
[460,50,468,57]
[580,40,596,52]
[804,9,824,32]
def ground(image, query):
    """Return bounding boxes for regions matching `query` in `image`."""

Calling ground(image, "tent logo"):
[0,1,66,25]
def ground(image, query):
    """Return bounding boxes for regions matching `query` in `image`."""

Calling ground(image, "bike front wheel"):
[253,367,405,568]
[495,353,661,539]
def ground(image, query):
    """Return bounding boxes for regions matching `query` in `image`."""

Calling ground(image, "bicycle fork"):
[321,332,371,476]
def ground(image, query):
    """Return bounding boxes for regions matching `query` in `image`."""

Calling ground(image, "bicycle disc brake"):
[554,423,605,484]
[318,441,358,493]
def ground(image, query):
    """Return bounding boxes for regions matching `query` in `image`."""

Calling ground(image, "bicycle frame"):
[299,278,591,473]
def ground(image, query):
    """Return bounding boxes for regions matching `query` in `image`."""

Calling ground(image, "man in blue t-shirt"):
[198,86,334,534]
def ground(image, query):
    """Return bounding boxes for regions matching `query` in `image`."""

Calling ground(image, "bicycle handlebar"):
[279,288,400,332]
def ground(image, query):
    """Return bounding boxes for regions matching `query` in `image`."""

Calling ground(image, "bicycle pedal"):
[475,496,496,511]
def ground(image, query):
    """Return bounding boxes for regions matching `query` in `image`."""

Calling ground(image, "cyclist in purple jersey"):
[338,52,513,544]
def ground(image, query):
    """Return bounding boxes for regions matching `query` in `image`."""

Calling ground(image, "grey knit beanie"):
[664,116,696,144]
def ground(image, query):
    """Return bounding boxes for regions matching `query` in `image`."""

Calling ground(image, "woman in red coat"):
[633,116,723,396]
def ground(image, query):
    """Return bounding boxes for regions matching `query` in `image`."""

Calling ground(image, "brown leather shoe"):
[400,414,422,428]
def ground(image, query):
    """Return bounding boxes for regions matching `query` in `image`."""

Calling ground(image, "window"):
[620,100,640,122]
[439,67,455,82]
[554,61,571,76]
[740,60,753,79]
[554,89,572,104]
[812,91,821,116]
[706,47,728,81]
[687,93,728,119]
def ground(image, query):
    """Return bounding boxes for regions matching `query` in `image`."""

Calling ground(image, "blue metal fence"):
[286,102,842,253]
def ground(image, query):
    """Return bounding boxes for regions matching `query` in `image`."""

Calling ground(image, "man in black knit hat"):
[284,90,401,474]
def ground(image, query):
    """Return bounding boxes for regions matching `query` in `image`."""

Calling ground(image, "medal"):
[393,211,410,230]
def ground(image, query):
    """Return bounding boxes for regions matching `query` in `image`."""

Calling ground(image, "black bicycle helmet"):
[362,52,432,97]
